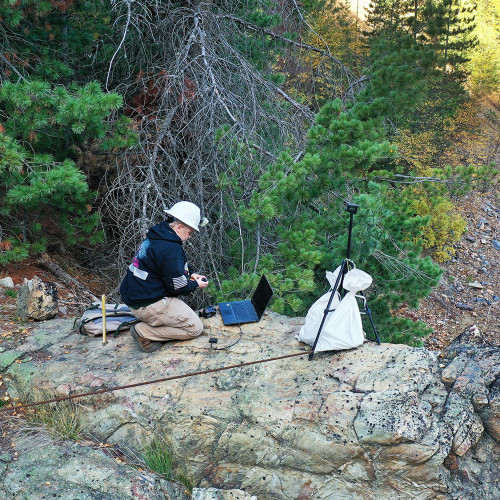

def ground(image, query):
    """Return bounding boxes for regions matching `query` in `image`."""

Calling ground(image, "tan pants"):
[131,297,203,341]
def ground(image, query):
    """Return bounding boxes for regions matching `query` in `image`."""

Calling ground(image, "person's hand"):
[195,275,209,289]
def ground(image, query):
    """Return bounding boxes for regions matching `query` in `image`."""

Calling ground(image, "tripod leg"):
[308,260,347,360]
[364,306,381,345]
[358,291,381,345]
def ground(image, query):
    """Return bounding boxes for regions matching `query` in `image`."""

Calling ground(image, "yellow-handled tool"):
[102,294,107,345]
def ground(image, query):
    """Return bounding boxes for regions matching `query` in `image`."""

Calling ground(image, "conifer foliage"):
[0,79,134,262]
[0,0,134,261]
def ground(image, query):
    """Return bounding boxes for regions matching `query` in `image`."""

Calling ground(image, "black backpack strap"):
[114,318,141,338]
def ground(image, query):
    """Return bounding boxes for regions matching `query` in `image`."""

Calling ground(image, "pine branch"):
[219,13,357,82]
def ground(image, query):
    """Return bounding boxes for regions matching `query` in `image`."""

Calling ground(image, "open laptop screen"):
[251,275,274,319]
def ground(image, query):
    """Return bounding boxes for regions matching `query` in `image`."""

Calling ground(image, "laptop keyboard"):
[232,301,255,321]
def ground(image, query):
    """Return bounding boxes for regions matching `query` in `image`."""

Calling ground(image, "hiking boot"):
[130,324,163,353]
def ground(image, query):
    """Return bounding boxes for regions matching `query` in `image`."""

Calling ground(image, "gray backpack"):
[76,303,139,337]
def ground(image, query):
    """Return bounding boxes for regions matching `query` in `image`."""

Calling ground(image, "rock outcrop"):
[1,314,498,499]
[16,276,58,321]
[0,435,190,499]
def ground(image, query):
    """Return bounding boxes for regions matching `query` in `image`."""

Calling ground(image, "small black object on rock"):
[199,306,216,319]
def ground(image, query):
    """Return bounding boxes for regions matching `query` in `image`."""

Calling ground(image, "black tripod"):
[308,203,381,361]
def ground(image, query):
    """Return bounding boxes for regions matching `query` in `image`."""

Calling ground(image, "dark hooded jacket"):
[120,222,198,308]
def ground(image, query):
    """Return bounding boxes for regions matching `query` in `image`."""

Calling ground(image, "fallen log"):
[37,253,98,304]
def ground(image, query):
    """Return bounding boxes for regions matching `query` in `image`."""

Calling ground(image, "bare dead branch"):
[0,50,26,82]
[365,174,466,185]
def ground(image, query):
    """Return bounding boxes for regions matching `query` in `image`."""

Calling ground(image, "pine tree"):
[365,0,401,34]
[215,93,443,344]
[363,31,437,131]
[0,1,136,261]
[423,0,478,74]
[0,0,114,84]
[0,80,136,261]
[365,0,478,123]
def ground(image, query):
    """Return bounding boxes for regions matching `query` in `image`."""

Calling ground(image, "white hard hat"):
[164,201,208,232]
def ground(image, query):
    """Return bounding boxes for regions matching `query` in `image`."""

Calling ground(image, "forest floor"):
[0,182,498,353]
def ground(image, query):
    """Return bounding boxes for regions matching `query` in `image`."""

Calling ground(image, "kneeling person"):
[120,201,209,352]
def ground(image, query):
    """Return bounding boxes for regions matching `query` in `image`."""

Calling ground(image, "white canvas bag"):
[296,267,342,345]
[298,268,373,351]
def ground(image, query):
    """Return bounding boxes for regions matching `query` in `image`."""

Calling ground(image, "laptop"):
[218,275,274,325]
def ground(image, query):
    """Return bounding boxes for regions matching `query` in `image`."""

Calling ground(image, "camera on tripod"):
[345,203,358,214]
[199,305,216,319]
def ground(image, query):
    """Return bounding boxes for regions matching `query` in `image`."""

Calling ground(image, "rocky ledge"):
[0,313,498,499]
